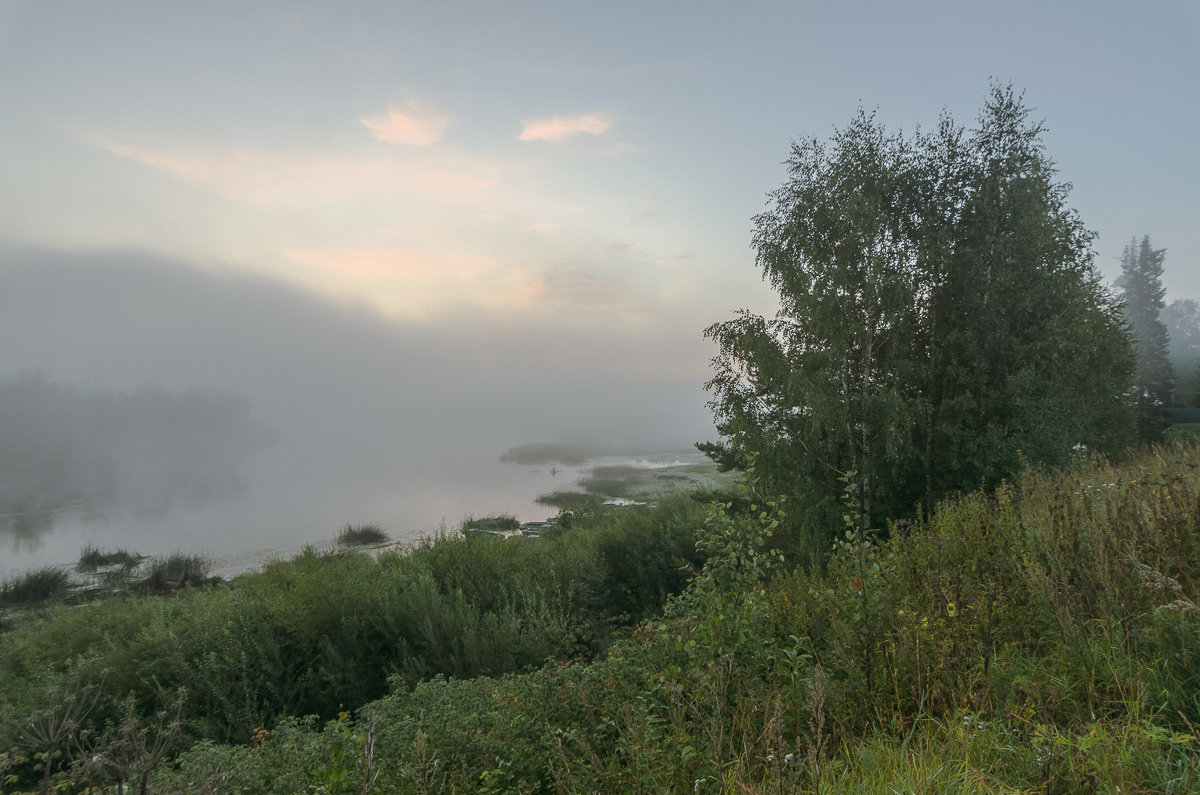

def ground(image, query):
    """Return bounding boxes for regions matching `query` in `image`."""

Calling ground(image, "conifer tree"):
[1162,299,1200,407]
[1118,236,1175,442]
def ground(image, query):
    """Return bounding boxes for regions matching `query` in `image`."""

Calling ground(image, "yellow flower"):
[946,601,957,618]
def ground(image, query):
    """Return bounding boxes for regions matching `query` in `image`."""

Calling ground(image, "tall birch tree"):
[702,87,1135,550]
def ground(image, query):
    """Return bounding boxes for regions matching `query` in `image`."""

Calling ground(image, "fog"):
[0,245,716,572]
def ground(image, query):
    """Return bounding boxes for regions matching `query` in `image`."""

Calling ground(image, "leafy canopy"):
[702,86,1135,547]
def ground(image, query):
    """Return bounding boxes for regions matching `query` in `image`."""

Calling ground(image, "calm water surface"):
[0,447,703,578]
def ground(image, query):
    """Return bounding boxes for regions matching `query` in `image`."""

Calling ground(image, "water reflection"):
[0,372,268,570]
[0,503,57,553]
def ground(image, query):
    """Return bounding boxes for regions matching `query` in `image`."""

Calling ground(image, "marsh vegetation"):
[334,524,390,547]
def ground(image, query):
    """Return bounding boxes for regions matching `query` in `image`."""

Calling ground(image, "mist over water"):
[0,245,716,575]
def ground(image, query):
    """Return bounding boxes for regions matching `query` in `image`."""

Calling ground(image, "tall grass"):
[460,515,520,535]
[335,524,389,547]
[134,553,211,593]
[535,490,602,512]
[0,492,713,786]
[155,442,1200,793]
[0,566,71,607]
[75,543,140,573]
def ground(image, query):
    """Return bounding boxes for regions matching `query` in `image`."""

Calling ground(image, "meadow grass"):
[0,492,713,790]
[12,442,1200,793]
[154,442,1200,793]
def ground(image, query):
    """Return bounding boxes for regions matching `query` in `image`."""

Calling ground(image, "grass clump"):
[535,490,602,512]
[0,566,72,607]
[461,515,520,535]
[134,553,211,593]
[335,524,389,547]
[578,475,630,497]
[590,463,647,480]
[75,543,141,573]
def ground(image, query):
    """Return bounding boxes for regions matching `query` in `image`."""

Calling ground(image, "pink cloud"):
[361,99,449,146]
[281,247,551,319]
[519,113,612,143]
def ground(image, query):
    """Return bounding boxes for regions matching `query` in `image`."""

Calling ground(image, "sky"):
[2,0,1199,446]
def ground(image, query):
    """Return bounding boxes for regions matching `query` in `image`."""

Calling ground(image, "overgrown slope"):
[161,444,1200,793]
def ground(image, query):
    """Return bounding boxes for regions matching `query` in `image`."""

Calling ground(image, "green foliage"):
[150,443,1200,793]
[1167,422,1200,441]
[11,445,1200,792]
[459,515,520,535]
[703,85,1136,552]
[0,494,713,789]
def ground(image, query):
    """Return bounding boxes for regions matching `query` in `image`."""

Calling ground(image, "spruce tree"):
[1118,236,1175,442]
[1162,299,1200,407]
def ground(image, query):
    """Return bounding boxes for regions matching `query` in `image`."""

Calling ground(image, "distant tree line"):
[1163,297,1200,408]
[0,371,271,511]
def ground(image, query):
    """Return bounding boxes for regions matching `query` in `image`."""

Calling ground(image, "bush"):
[0,493,718,786]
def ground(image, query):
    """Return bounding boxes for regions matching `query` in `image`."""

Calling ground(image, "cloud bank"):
[0,245,714,458]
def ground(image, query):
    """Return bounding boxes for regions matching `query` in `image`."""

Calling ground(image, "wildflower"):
[946,601,956,618]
